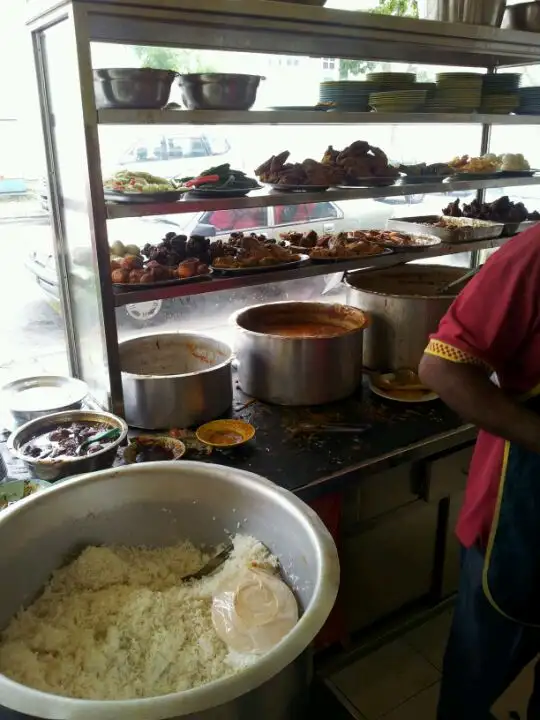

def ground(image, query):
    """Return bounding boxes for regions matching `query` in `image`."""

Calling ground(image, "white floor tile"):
[332,639,440,719]
[380,683,440,720]
[403,609,453,671]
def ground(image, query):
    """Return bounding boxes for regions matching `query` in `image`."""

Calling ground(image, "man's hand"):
[419,354,540,454]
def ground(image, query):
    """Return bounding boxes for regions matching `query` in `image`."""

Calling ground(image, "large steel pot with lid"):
[0,462,339,720]
[345,264,471,371]
[234,301,368,406]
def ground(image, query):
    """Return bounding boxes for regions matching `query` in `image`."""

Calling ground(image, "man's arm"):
[419,354,540,454]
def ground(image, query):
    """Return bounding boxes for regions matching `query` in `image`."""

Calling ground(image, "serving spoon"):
[77,428,121,455]
[182,542,235,582]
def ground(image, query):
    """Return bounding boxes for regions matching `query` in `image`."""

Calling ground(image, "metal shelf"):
[115,236,507,306]
[98,109,540,126]
[105,175,540,220]
[29,0,540,69]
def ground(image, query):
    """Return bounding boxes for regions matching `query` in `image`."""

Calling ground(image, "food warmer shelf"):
[103,175,540,220]
[0,378,475,503]
[114,235,508,306]
[98,109,540,126]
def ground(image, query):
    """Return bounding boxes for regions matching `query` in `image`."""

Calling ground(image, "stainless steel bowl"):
[420,0,506,25]
[0,462,339,720]
[178,73,263,110]
[503,1,540,31]
[93,68,177,110]
[8,410,128,482]
[2,375,88,425]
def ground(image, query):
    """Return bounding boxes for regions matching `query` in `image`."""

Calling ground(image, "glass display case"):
[26,0,540,412]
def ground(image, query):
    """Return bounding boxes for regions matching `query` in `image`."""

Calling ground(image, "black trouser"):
[438,545,540,719]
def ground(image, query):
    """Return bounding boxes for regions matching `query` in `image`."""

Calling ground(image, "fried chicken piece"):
[321,145,340,164]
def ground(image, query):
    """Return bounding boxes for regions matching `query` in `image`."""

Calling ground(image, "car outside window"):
[206,136,231,156]
[167,136,209,159]
[273,203,338,226]
[202,207,268,233]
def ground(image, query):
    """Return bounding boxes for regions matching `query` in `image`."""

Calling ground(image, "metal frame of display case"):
[26,0,540,413]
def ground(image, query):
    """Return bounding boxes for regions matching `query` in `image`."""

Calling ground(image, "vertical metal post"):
[470,66,496,268]
[32,27,80,378]
[29,3,124,413]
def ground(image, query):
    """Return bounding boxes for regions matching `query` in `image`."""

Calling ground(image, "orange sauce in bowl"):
[205,430,244,445]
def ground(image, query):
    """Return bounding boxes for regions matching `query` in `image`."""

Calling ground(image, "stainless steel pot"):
[234,301,368,406]
[0,462,339,720]
[93,68,177,110]
[120,333,233,429]
[419,0,506,25]
[345,265,470,371]
[177,73,263,110]
[7,409,128,482]
[503,1,540,31]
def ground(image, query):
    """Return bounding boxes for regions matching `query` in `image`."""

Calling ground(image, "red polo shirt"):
[425,224,540,549]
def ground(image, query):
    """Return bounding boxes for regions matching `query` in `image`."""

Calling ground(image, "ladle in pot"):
[437,267,479,294]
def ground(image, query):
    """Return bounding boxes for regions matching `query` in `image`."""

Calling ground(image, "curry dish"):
[254,322,349,338]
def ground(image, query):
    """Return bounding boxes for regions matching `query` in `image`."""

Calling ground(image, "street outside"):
[0,219,68,386]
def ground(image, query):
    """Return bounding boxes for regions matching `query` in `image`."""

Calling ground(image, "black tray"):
[309,247,394,262]
[496,170,538,178]
[104,189,183,204]
[183,185,261,198]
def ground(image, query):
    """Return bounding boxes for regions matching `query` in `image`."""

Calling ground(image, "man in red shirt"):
[419,224,540,720]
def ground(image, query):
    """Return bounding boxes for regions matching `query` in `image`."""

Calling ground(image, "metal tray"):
[386,215,504,243]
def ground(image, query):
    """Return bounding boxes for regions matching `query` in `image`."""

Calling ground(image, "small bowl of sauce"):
[123,436,186,464]
[196,419,255,448]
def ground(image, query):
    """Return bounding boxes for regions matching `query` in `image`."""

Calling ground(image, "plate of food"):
[123,436,186,464]
[0,479,51,511]
[399,162,454,184]
[256,142,399,191]
[104,171,184,203]
[177,164,261,198]
[211,253,309,274]
[337,177,400,188]
[310,246,393,261]
[369,371,438,403]
[348,229,442,250]
[110,236,212,290]
[496,169,538,178]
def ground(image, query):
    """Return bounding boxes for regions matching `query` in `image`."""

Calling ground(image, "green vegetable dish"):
[104,171,176,194]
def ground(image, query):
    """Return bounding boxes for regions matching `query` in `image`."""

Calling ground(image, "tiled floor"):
[329,607,535,719]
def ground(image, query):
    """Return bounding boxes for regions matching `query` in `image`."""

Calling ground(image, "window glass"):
[167,136,208,159]
[274,203,338,225]
[207,136,231,156]
[206,208,267,232]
